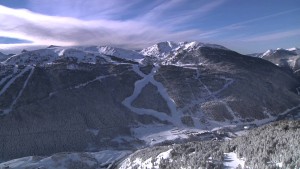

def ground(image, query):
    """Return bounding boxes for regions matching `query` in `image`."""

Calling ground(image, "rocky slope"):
[0,42,299,163]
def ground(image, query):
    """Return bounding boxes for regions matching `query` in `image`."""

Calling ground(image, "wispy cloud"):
[0,0,229,49]
[243,29,300,42]
[236,7,300,26]
[2,0,297,54]
[137,0,185,21]
[28,0,142,20]
[138,0,225,26]
[196,7,300,39]
[0,43,46,54]
[0,5,200,49]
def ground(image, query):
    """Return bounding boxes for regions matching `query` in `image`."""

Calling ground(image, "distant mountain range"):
[249,47,300,74]
[0,42,299,168]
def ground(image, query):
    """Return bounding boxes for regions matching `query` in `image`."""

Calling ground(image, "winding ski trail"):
[123,64,183,126]
[123,65,239,127]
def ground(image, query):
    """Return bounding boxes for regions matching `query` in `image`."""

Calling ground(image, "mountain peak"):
[262,49,274,57]
[140,41,228,58]
[287,47,300,55]
[261,47,300,58]
[287,47,299,51]
[0,41,235,66]
[47,45,61,48]
[140,41,180,57]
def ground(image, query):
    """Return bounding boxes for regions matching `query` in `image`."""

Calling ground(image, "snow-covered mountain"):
[287,47,300,55]
[261,48,298,58]
[96,46,144,60]
[249,47,300,72]
[1,41,228,66]
[140,41,181,57]
[140,41,229,62]
[139,41,232,66]
[248,47,300,58]
[1,45,144,66]
[0,42,299,167]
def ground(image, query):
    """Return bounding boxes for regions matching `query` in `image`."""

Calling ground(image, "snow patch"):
[223,152,245,169]
[119,149,173,169]
[262,49,274,57]
[286,47,300,54]
[276,162,283,168]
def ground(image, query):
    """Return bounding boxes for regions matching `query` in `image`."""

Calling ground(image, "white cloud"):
[0,0,229,49]
[0,43,46,54]
[0,5,200,49]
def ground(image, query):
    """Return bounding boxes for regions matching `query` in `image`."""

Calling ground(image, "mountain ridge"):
[0,41,299,164]
[1,41,231,66]
[249,47,300,74]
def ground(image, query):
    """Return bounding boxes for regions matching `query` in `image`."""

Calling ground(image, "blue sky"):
[0,0,299,54]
